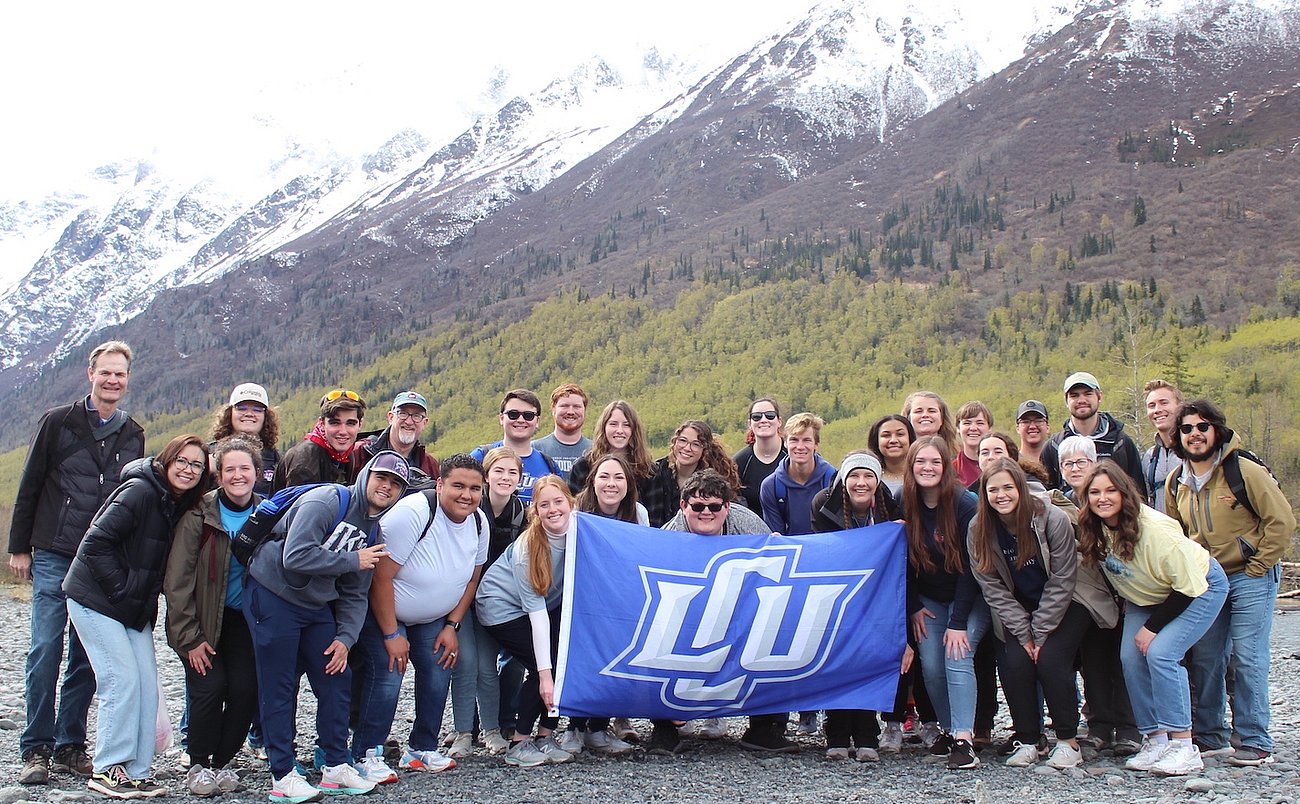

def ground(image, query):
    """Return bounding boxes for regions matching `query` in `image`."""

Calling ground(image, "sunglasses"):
[321,388,362,404]
[687,502,725,513]
[504,410,539,421]
[1179,422,1213,434]
[749,411,779,421]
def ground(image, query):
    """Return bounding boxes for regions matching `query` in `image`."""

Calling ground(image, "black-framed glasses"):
[687,502,725,513]
[1179,422,1213,434]
[504,410,538,421]
[173,457,206,473]
[395,411,427,422]
[1061,458,1093,470]
[674,437,704,450]
[750,411,779,421]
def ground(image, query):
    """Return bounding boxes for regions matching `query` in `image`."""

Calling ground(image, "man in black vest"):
[8,341,145,785]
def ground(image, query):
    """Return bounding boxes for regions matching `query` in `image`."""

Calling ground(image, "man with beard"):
[274,390,367,491]
[1046,372,1145,495]
[352,392,441,486]
[531,384,590,482]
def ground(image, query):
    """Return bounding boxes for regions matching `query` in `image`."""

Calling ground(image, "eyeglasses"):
[1017,417,1046,426]
[749,411,779,421]
[1061,458,1093,470]
[173,457,206,473]
[504,409,539,421]
[233,403,266,413]
[395,411,427,422]
[687,502,725,513]
[674,437,705,450]
[321,388,362,405]
[1179,422,1213,434]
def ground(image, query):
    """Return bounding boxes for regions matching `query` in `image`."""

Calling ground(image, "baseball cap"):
[1063,371,1101,394]
[229,383,270,408]
[368,450,410,486]
[391,391,428,411]
[1016,400,1049,421]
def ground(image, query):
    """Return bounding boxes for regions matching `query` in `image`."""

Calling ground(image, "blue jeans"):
[450,609,502,733]
[1189,564,1279,751]
[22,550,96,757]
[1121,559,1228,735]
[914,596,990,734]
[351,613,452,756]
[65,600,158,779]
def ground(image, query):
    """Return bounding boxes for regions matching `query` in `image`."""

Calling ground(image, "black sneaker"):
[87,765,144,799]
[928,732,954,757]
[947,738,980,769]
[647,724,682,756]
[739,727,800,754]
[19,749,51,785]
[52,745,93,776]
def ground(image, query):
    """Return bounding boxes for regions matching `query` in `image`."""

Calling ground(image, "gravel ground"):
[0,587,1296,804]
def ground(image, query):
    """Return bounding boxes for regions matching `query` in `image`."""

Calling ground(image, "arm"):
[8,410,58,561]
[759,476,786,534]
[163,508,209,658]
[281,494,362,576]
[1242,465,1297,576]
[433,565,484,669]
[528,608,557,709]
[79,480,148,599]
[368,555,406,670]
[967,529,1033,646]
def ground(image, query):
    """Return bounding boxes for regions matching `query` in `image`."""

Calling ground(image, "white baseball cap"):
[229,383,270,407]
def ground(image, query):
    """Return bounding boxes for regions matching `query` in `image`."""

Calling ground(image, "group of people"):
[7,341,1294,800]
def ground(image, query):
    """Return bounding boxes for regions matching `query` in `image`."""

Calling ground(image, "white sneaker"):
[918,721,942,748]
[397,748,455,773]
[318,763,375,795]
[354,747,397,784]
[447,732,473,759]
[693,718,727,739]
[186,765,218,797]
[558,729,585,755]
[1045,741,1083,769]
[825,747,850,760]
[879,722,903,754]
[1005,741,1040,768]
[1151,742,1203,776]
[503,739,548,768]
[270,769,321,804]
[214,768,243,793]
[855,747,880,762]
[482,728,510,755]
[535,735,573,764]
[611,718,638,741]
[1124,737,1169,771]
[583,730,633,755]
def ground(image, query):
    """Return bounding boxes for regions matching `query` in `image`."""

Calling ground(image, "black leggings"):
[997,601,1094,742]
[483,609,561,737]
[185,607,259,769]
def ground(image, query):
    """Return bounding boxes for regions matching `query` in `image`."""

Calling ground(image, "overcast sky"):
[0,1,807,198]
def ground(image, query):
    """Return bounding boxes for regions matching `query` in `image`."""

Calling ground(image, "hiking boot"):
[186,765,220,797]
[269,769,321,803]
[19,749,51,785]
[87,765,143,800]
[52,745,93,776]
[947,738,980,769]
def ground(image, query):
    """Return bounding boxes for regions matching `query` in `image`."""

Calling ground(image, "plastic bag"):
[155,680,174,752]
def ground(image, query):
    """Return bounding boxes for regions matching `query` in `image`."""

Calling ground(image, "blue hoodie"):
[759,454,837,535]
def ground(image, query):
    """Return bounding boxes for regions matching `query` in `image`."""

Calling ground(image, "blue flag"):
[555,516,907,719]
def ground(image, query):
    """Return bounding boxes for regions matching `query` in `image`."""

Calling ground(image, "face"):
[218,450,257,504]
[231,401,266,436]
[985,471,1020,517]
[845,468,878,511]
[1086,474,1124,526]
[501,399,541,441]
[437,467,485,524]
[682,494,728,536]
[911,445,945,489]
[1061,453,1095,494]
[167,445,206,494]
[592,458,629,513]
[786,429,818,466]
[748,401,780,439]
[958,413,990,450]
[673,427,704,470]
[908,399,942,437]
[1146,388,1180,436]
[1178,413,1218,461]
[977,437,1010,471]
[1016,414,1048,447]
[388,404,428,447]
[486,459,521,497]
[552,393,587,436]
[322,410,362,453]
[876,420,911,461]
[604,409,632,451]
[1066,386,1101,421]
[534,484,573,534]
[366,472,405,514]
[88,353,130,410]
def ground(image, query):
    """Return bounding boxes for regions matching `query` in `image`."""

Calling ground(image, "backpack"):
[1166,448,1280,521]
[412,489,486,545]
[231,483,351,567]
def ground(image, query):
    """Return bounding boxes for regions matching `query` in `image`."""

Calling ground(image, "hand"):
[944,628,971,661]
[356,544,389,571]
[1021,640,1039,664]
[900,644,915,675]
[323,639,349,674]
[187,641,216,675]
[384,633,410,674]
[434,626,460,670]
[1134,626,1156,657]
[910,607,936,642]
[8,553,32,582]
[539,671,555,710]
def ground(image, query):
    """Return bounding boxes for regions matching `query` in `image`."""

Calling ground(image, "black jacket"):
[1046,412,1147,497]
[62,458,187,630]
[273,439,353,492]
[8,398,145,558]
[810,483,902,533]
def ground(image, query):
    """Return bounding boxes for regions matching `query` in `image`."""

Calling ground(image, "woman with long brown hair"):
[566,400,655,495]
[640,419,740,527]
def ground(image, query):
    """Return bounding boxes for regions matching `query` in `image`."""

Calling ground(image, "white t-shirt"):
[379,492,489,625]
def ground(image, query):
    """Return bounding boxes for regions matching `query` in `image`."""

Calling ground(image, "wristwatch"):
[444,620,461,632]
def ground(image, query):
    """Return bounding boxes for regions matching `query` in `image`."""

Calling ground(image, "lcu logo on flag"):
[554,516,907,720]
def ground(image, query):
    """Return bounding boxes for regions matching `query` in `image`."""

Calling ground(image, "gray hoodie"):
[249,461,387,647]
